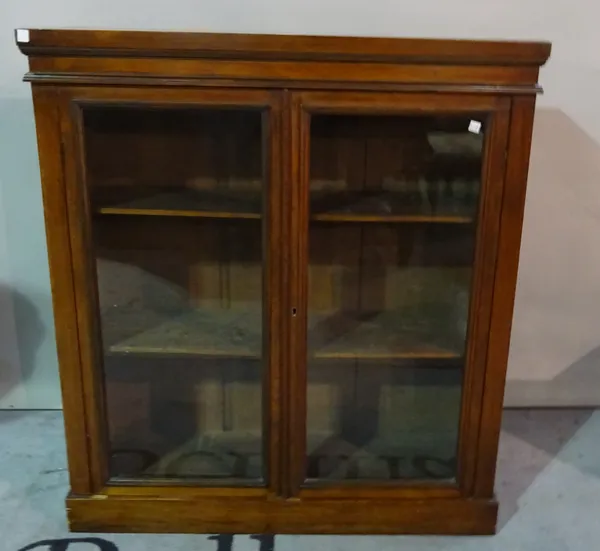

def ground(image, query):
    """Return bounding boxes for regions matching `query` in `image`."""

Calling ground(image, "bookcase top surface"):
[16,28,551,67]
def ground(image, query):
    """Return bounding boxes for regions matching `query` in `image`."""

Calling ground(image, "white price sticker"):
[16,29,30,43]
[468,120,482,134]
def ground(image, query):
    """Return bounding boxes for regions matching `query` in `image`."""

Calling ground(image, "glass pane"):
[83,107,265,483]
[306,114,484,482]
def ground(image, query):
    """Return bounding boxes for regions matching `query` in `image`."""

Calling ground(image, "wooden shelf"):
[93,187,262,220]
[98,207,260,220]
[102,307,262,358]
[311,190,477,225]
[309,309,465,360]
[92,185,476,224]
[102,306,465,361]
[312,213,472,224]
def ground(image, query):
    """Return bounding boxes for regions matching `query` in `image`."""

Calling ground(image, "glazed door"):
[59,88,283,493]
[286,92,510,497]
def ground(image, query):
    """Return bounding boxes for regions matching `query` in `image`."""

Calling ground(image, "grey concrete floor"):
[0,409,599,550]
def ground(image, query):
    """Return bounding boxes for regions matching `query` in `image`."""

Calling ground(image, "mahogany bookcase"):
[16,29,550,535]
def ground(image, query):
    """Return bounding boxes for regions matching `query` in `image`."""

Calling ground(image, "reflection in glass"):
[306,114,484,481]
[84,107,265,483]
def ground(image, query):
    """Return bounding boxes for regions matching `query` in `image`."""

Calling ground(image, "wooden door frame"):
[285,90,512,499]
[50,85,285,497]
[34,82,532,510]
[471,96,537,497]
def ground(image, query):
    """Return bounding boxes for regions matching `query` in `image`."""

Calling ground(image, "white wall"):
[1,0,599,408]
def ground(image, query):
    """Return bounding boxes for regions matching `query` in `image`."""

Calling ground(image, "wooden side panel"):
[59,95,111,491]
[456,104,511,495]
[31,86,92,494]
[473,96,537,497]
